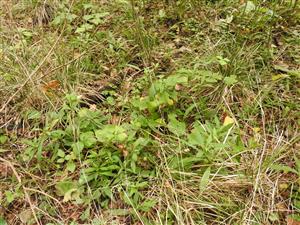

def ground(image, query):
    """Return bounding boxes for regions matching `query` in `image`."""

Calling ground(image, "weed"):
[0,0,299,224]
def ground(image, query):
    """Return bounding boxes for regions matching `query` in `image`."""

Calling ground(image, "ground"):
[0,0,299,224]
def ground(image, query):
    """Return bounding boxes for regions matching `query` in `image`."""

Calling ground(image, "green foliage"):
[0,135,8,144]
[1,0,299,224]
[199,167,211,192]
[0,218,7,225]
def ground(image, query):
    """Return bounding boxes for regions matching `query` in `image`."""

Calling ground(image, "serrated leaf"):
[187,125,205,147]
[55,181,78,202]
[66,161,76,173]
[224,75,238,85]
[63,188,78,202]
[167,116,186,136]
[80,131,97,148]
[95,125,127,143]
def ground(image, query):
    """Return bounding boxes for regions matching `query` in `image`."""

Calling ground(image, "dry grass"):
[0,0,299,224]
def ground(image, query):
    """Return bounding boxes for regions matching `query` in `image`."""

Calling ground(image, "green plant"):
[1,0,299,224]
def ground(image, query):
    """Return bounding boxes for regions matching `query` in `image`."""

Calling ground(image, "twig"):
[24,187,63,208]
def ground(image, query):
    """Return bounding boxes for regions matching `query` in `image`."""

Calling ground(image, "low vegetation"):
[0,0,299,224]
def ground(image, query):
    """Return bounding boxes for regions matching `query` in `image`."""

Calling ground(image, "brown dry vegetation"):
[0,0,299,224]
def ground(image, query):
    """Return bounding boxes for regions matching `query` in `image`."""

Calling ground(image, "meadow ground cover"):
[0,0,299,224]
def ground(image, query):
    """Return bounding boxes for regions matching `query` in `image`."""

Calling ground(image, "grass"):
[0,0,299,224]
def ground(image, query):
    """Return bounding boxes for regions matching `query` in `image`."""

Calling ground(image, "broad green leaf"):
[66,14,77,22]
[55,181,77,196]
[66,161,76,173]
[83,3,94,9]
[49,130,65,139]
[199,70,223,83]
[159,9,166,18]
[96,12,110,18]
[100,165,120,171]
[273,65,300,78]
[95,125,127,143]
[75,24,94,33]
[167,116,186,136]
[223,116,234,126]
[0,135,8,144]
[165,74,188,87]
[63,188,77,202]
[63,188,78,202]
[216,56,230,66]
[80,131,97,148]
[294,156,300,173]
[131,160,136,173]
[27,110,41,120]
[138,199,157,212]
[80,206,90,221]
[0,218,7,225]
[72,142,84,155]
[270,164,298,174]
[268,212,279,222]
[57,149,65,158]
[91,16,105,25]
[102,187,113,199]
[200,167,211,191]
[169,156,202,170]
[133,137,149,150]
[57,158,65,163]
[5,191,14,203]
[224,75,238,85]
[83,15,94,21]
[188,125,205,147]
[272,74,289,81]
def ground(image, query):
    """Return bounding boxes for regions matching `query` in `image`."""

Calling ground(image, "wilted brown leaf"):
[110,114,120,125]
[0,162,12,177]
[117,144,128,157]
[287,217,300,225]
[42,80,60,92]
